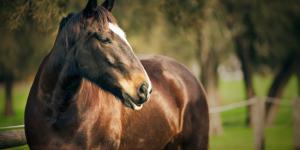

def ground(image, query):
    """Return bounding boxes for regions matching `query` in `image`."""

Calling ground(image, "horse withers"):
[25,0,209,149]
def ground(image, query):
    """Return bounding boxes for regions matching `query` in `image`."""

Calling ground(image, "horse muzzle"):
[122,82,152,110]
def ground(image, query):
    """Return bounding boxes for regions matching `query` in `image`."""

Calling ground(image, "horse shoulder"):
[140,56,194,132]
[75,80,123,148]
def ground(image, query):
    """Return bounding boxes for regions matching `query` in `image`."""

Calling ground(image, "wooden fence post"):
[251,97,265,150]
[294,98,300,150]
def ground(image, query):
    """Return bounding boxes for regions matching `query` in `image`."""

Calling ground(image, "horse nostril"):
[139,83,148,94]
[137,82,149,103]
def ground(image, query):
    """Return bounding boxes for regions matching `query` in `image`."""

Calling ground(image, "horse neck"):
[39,19,82,97]
[39,38,81,114]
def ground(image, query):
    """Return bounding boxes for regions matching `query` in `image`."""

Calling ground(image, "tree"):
[253,0,300,123]
[221,0,300,124]
[220,0,257,126]
[162,0,228,135]
[0,0,67,116]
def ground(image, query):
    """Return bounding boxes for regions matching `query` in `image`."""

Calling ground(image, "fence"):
[209,97,300,150]
[0,128,26,149]
[0,97,299,149]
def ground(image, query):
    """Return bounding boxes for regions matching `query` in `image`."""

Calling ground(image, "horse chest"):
[118,104,178,149]
[76,101,123,149]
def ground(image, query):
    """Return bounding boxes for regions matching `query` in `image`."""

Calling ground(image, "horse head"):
[57,0,152,110]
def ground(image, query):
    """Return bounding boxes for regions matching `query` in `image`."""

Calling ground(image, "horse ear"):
[102,0,115,11]
[83,0,98,17]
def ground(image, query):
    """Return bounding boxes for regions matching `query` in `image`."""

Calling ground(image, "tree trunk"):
[294,97,300,150]
[265,54,295,125]
[196,28,223,135]
[296,56,300,96]
[4,77,14,116]
[235,36,256,126]
[204,60,223,135]
[199,44,223,135]
[251,97,265,150]
[296,60,300,150]
[233,12,257,126]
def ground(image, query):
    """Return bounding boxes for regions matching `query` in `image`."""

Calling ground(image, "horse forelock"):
[56,6,117,51]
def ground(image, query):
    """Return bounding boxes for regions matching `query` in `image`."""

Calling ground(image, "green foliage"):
[162,0,206,28]
[0,31,19,77]
[114,0,161,34]
[0,0,69,80]
[111,0,200,64]
[0,0,67,32]
[1,0,298,80]
[254,0,300,65]
[220,0,300,72]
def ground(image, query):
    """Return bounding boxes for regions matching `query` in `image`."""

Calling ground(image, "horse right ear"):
[102,0,115,11]
[83,0,98,17]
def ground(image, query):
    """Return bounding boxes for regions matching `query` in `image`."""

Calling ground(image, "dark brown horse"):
[25,0,209,149]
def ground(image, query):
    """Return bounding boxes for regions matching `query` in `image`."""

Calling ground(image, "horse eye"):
[101,38,112,44]
[93,33,112,44]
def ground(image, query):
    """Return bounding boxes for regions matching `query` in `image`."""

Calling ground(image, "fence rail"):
[0,97,298,149]
[0,129,26,149]
[0,125,24,131]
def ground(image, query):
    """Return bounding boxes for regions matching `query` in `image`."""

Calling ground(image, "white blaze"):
[108,23,132,49]
[108,22,152,99]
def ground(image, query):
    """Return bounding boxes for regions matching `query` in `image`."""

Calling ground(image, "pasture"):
[0,75,297,149]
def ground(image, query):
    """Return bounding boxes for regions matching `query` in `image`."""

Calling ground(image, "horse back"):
[141,55,209,149]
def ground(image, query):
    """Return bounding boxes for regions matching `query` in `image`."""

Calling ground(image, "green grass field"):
[0,75,298,150]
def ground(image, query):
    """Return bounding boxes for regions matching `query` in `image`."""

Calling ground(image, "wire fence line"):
[0,125,25,131]
[209,96,294,114]
[209,98,256,114]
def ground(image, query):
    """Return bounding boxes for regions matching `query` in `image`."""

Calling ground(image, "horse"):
[24,0,209,149]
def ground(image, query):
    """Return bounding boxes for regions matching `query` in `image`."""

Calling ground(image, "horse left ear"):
[102,0,115,11]
[83,0,98,17]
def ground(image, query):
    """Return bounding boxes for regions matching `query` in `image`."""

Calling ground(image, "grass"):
[0,82,30,127]
[0,75,298,149]
[211,75,297,150]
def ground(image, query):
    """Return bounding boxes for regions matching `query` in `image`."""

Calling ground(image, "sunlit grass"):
[0,83,30,127]
[211,75,297,150]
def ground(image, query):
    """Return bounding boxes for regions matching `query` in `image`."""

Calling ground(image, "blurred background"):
[0,0,299,149]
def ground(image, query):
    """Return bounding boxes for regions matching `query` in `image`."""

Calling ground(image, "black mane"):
[58,13,75,31]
